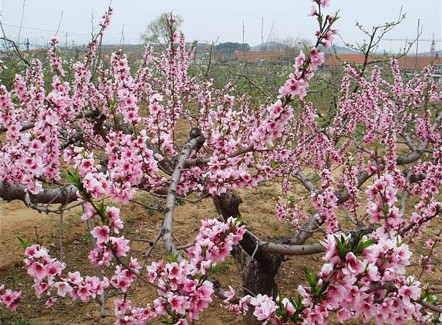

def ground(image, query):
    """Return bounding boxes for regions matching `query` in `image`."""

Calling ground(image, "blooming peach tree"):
[0,0,441,324]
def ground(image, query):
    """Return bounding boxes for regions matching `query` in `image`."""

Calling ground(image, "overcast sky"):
[2,0,440,53]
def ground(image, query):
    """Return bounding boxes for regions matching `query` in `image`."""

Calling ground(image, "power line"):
[383,38,442,42]
[1,22,142,43]
[2,22,92,37]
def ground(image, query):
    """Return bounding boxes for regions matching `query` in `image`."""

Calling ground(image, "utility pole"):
[431,34,436,56]
[18,0,26,45]
[242,20,245,52]
[261,17,264,52]
[0,0,3,33]
[414,18,420,73]
[0,0,6,40]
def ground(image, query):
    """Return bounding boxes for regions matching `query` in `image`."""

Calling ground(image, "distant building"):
[396,56,442,76]
[325,54,388,70]
[325,54,442,79]
[234,49,298,65]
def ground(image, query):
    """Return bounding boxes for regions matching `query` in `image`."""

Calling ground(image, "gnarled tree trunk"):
[213,191,283,324]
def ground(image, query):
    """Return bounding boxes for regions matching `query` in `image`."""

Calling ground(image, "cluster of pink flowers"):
[49,38,65,76]
[88,229,130,267]
[20,212,245,323]
[112,262,213,324]
[112,217,245,324]
[110,258,142,293]
[278,48,322,100]
[276,197,309,228]
[311,187,338,233]
[0,284,20,311]
[225,234,429,324]
[24,244,109,306]
[111,53,141,125]
[64,129,162,204]
[145,260,214,322]
[278,0,337,100]
[84,8,113,62]
[223,289,298,324]
[0,0,338,203]
[0,72,62,193]
[366,174,403,233]
[186,217,246,273]
[303,234,426,324]
[84,204,130,267]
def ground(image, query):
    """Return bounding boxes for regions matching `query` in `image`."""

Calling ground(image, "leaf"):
[176,198,185,206]
[17,236,31,250]
[334,234,349,258]
[304,269,320,293]
[67,169,89,199]
[166,253,179,263]
[354,239,376,255]
[67,169,81,188]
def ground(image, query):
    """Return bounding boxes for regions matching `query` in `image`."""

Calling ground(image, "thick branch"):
[295,168,373,205]
[287,169,373,246]
[213,192,284,264]
[287,213,322,245]
[258,242,324,255]
[0,122,35,133]
[335,170,372,204]
[294,171,319,194]
[399,207,440,236]
[162,130,206,255]
[397,110,442,165]
[0,110,102,133]
[184,144,254,168]
[417,299,442,313]
[0,182,78,205]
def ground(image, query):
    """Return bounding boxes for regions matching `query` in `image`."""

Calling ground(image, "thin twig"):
[141,229,163,268]
[59,211,64,261]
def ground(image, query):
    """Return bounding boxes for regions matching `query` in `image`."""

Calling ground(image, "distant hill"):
[323,45,358,54]
[250,41,290,52]
[417,50,442,57]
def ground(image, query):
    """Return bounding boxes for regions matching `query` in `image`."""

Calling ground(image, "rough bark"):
[213,192,283,324]
[0,182,78,204]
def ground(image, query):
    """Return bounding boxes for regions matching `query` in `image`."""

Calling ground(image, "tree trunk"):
[213,192,283,324]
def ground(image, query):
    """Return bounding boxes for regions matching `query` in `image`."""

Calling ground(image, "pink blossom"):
[250,294,277,321]
[310,48,325,70]
[344,252,365,274]
[27,262,47,281]
[319,0,330,7]
[0,287,21,311]
[55,281,73,297]
[110,236,130,257]
[91,226,110,244]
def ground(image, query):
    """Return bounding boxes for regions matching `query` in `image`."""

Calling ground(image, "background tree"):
[215,42,250,61]
[140,11,183,47]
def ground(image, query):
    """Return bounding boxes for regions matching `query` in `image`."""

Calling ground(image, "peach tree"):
[0,1,441,324]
